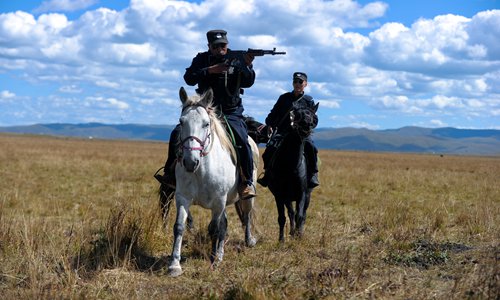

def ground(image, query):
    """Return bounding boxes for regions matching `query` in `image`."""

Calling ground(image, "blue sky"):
[1,0,499,129]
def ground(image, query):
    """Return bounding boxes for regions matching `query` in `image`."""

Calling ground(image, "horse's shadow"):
[131,251,171,273]
[73,236,197,275]
[131,230,245,273]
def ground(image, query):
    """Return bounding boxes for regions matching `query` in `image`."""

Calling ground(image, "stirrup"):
[257,173,268,187]
[239,183,256,200]
[154,167,176,189]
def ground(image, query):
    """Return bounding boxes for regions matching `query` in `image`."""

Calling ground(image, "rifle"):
[222,48,286,70]
[200,48,286,74]
[238,48,287,56]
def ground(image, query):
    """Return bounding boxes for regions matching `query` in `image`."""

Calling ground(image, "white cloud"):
[96,80,120,89]
[329,114,382,129]
[429,95,463,109]
[37,13,70,31]
[373,95,421,114]
[85,96,129,110]
[429,119,447,127]
[34,0,98,13]
[364,12,500,76]
[467,10,500,60]
[466,99,484,108]
[0,90,16,101]
[0,1,498,128]
[0,11,39,46]
[59,85,82,93]
[41,36,81,60]
[317,100,341,109]
[349,121,379,129]
[97,42,157,65]
[106,98,129,110]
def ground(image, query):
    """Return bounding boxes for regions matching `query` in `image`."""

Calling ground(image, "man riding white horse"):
[156,29,257,200]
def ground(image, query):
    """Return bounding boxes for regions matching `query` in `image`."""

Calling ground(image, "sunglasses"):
[293,79,304,84]
[211,43,227,49]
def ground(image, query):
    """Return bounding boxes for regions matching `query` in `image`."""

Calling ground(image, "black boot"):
[257,172,269,187]
[154,168,176,189]
[308,172,319,188]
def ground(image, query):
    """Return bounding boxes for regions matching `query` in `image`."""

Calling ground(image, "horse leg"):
[300,189,312,235]
[168,201,189,277]
[275,200,286,243]
[285,201,296,237]
[187,210,194,231]
[235,199,257,247]
[295,192,308,237]
[208,208,227,266]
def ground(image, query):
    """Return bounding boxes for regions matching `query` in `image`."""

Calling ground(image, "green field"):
[1,133,498,299]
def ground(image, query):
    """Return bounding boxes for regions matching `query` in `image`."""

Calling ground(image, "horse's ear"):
[313,102,319,113]
[179,87,188,104]
[200,88,213,107]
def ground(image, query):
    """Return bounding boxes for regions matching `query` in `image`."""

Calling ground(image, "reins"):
[267,97,314,169]
[267,95,305,146]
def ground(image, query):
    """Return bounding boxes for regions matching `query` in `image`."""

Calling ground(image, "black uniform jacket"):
[265,92,317,134]
[183,50,255,114]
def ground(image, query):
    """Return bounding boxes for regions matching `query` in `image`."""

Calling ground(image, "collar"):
[292,91,304,100]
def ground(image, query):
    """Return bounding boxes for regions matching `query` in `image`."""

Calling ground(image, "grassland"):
[0,133,498,299]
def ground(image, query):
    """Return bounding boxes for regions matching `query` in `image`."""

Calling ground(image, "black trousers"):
[164,115,254,185]
[163,124,181,174]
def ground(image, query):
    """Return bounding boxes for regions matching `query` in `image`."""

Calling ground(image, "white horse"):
[167,87,258,277]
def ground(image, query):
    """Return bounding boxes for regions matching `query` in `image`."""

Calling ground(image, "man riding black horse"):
[258,72,319,189]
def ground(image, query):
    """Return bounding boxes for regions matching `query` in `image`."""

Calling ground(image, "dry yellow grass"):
[1,133,498,299]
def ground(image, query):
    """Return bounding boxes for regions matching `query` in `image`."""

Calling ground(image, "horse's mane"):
[181,93,202,108]
[182,95,237,163]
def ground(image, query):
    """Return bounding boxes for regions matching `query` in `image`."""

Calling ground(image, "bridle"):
[290,107,315,139]
[179,106,213,157]
[180,128,211,157]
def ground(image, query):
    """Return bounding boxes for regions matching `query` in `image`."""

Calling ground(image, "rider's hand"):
[243,53,255,66]
[266,126,273,137]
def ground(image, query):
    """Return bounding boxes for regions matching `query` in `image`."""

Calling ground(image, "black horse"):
[267,102,319,242]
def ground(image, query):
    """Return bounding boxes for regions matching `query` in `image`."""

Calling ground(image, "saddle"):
[245,116,270,144]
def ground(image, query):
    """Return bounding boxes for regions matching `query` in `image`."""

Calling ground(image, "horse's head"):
[178,87,214,172]
[290,102,319,138]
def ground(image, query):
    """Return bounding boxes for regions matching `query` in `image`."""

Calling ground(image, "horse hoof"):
[167,266,183,277]
[210,259,223,270]
[246,237,257,248]
[297,228,305,237]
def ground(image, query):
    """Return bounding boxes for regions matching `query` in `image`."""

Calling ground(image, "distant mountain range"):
[1,123,499,156]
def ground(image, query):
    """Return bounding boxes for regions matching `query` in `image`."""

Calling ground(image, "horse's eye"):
[203,122,209,128]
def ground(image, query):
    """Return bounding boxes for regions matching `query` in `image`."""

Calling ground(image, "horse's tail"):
[249,137,261,234]
[234,197,260,235]
[249,136,259,179]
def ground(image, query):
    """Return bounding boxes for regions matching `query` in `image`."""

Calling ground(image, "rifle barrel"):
[248,48,286,56]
